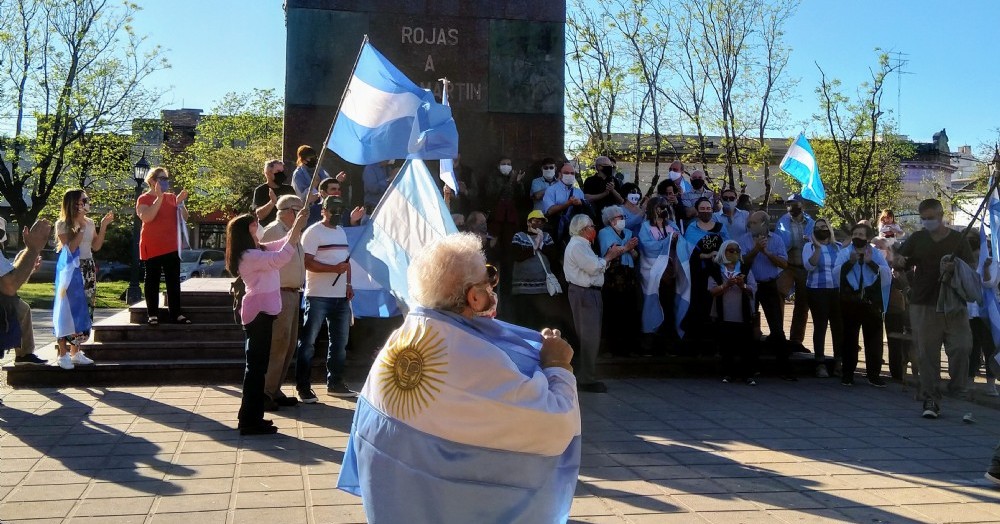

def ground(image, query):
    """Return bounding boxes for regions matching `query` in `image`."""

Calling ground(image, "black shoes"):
[578,381,608,393]
[327,382,358,398]
[922,400,940,419]
[14,354,47,365]
[239,419,277,435]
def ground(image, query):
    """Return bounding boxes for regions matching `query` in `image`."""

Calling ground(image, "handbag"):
[535,251,563,296]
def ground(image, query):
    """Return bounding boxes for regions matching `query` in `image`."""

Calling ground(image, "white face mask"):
[612,219,625,233]
[561,174,576,186]
[627,193,641,205]
[542,168,556,180]
[669,170,682,181]
[499,165,512,175]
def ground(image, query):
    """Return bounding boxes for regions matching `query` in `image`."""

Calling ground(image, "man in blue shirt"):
[740,211,792,378]
[774,194,815,346]
[542,162,588,245]
[362,160,395,209]
[529,157,559,212]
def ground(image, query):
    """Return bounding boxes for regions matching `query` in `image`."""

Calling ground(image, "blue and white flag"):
[980,178,1000,350]
[780,133,826,206]
[674,235,693,337]
[833,245,891,312]
[437,79,459,194]
[52,247,91,339]
[330,42,459,165]
[337,307,581,523]
[346,158,458,313]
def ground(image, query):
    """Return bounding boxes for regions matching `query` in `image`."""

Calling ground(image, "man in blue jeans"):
[296,196,356,402]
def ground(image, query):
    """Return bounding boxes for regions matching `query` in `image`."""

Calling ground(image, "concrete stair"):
[5,278,369,387]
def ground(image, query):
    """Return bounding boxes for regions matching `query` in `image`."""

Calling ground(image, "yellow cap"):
[527,210,547,222]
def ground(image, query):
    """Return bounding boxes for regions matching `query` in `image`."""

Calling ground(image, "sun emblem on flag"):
[377,322,447,420]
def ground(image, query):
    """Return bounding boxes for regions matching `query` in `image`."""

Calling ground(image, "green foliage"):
[0,0,166,231]
[162,89,283,218]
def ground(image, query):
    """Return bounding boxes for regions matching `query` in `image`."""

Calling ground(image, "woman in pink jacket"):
[226,209,307,435]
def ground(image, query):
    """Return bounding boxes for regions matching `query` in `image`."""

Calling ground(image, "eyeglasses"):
[613,215,625,221]
[155,176,169,181]
[79,198,89,204]
[542,165,555,169]
[722,197,737,202]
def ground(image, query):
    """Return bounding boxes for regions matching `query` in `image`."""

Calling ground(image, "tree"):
[809,52,914,229]
[0,0,167,230]
[163,89,283,218]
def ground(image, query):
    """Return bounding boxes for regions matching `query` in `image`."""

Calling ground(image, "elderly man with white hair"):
[564,213,631,393]
[337,233,582,523]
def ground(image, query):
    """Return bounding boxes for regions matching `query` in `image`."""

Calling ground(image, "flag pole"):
[956,146,1000,245]
[304,34,371,200]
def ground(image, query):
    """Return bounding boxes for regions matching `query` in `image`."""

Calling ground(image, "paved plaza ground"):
[2,309,1000,523]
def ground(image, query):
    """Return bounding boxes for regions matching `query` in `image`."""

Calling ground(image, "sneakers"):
[57,353,74,370]
[921,399,940,419]
[745,378,757,386]
[963,413,976,424]
[327,382,358,398]
[14,354,47,366]
[841,378,854,386]
[815,364,829,378]
[298,389,319,404]
[987,384,999,397]
[71,351,94,365]
[578,381,608,393]
[986,470,1000,487]
[868,376,887,388]
[275,395,298,407]
[722,376,732,384]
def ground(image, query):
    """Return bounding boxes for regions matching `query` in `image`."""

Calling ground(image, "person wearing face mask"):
[542,161,590,246]
[802,218,843,378]
[597,205,641,357]
[683,197,730,337]
[564,214,630,393]
[482,156,528,270]
[253,159,296,227]
[775,194,816,346]
[656,180,688,235]
[739,212,794,379]
[896,198,976,419]
[582,156,624,219]
[337,233,581,523]
[510,211,573,339]
[833,222,891,387]
[618,183,647,237]
[665,160,693,194]
[714,187,749,240]
[136,167,190,326]
[530,157,559,212]
[681,170,716,219]
[639,197,683,351]
[361,158,395,208]
[291,145,334,201]
[708,240,759,385]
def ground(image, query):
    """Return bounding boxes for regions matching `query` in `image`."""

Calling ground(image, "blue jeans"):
[296,296,350,391]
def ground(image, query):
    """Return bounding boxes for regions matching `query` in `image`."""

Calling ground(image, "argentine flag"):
[337,307,581,523]
[780,133,826,206]
[330,41,459,165]
[345,158,458,314]
[52,247,91,340]
[674,235,693,337]
[981,176,1000,351]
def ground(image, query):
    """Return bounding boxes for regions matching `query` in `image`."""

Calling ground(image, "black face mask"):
[851,238,868,249]
[691,179,705,190]
[600,165,614,178]
[789,208,802,217]
[814,230,830,241]
[273,171,286,185]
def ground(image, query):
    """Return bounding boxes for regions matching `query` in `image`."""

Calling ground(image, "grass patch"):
[18,281,132,309]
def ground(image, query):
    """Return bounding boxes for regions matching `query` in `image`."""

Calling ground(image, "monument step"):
[93,323,243,343]
[77,340,346,363]
[129,305,238,325]
[3,358,372,387]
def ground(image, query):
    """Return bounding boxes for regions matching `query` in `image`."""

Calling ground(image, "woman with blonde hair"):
[136,167,190,326]
[708,239,758,385]
[53,189,113,369]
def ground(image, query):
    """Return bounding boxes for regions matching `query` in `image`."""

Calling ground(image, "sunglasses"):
[79,198,89,204]
[542,165,555,169]
[722,197,737,202]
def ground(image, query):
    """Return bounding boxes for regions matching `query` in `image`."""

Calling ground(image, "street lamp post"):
[125,151,150,305]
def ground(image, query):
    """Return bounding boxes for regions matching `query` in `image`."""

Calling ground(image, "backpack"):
[230,276,246,325]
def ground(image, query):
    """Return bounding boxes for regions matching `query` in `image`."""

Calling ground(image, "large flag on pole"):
[981,174,1000,351]
[780,133,826,206]
[329,42,459,165]
[346,158,459,312]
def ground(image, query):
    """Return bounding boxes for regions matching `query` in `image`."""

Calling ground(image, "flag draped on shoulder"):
[52,248,91,340]
[980,176,1000,350]
[780,133,826,206]
[337,307,581,523]
[345,158,458,313]
[330,41,459,165]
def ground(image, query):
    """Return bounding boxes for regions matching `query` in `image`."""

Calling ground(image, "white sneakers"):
[57,351,95,370]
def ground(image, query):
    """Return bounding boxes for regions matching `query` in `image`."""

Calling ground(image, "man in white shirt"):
[296,196,355,402]
[563,214,632,393]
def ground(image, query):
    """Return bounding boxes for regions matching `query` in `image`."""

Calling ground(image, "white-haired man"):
[260,194,306,409]
[563,213,630,393]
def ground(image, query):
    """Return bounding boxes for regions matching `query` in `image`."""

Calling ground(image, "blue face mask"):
[159,179,170,192]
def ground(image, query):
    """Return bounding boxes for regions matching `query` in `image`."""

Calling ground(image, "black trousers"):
[841,301,883,379]
[756,279,790,374]
[717,320,757,379]
[143,251,181,320]
[239,313,275,427]
[969,317,998,379]
[807,288,842,362]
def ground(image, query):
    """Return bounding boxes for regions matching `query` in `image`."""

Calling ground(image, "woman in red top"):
[136,167,190,325]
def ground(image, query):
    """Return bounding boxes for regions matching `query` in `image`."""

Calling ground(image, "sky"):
[130,0,1000,154]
